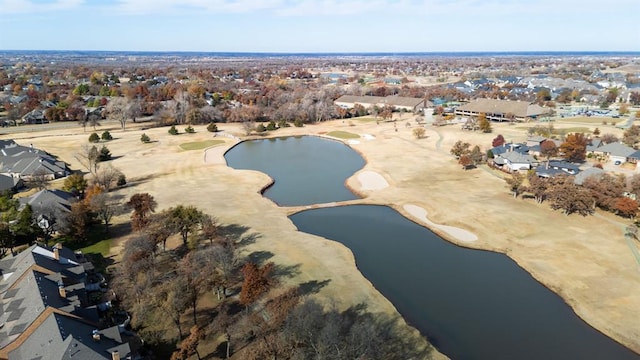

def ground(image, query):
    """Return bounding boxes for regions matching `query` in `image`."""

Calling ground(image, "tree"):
[90,192,117,233]
[240,262,274,310]
[141,133,151,143]
[412,127,426,139]
[11,204,40,244]
[450,140,471,158]
[615,197,638,218]
[63,173,88,196]
[560,133,588,162]
[478,113,492,133]
[547,175,594,216]
[93,165,122,192]
[601,133,619,144]
[0,222,15,257]
[583,173,626,211]
[171,326,203,360]
[27,169,50,190]
[506,173,525,198]
[88,132,100,143]
[525,174,550,203]
[623,125,640,148]
[168,125,179,135]
[469,145,484,165]
[98,145,112,162]
[101,131,113,141]
[492,134,506,147]
[59,201,93,243]
[206,123,218,132]
[593,127,601,136]
[127,193,157,231]
[76,145,100,175]
[167,205,205,246]
[106,97,131,130]
[458,154,473,170]
[539,140,557,167]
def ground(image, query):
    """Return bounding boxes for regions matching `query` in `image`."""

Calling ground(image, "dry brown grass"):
[5,117,640,356]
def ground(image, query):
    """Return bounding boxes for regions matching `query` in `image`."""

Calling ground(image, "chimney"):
[58,283,66,298]
[111,351,120,360]
[92,329,101,342]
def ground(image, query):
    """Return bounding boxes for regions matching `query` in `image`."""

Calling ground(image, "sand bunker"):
[357,171,389,190]
[403,204,478,243]
[362,134,375,140]
[347,139,361,145]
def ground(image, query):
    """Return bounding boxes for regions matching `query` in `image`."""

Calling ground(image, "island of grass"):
[179,139,225,151]
[327,131,360,139]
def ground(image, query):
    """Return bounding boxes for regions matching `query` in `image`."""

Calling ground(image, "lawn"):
[354,117,378,123]
[557,116,620,124]
[327,131,360,139]
[517,126,592,136]
[80,238,111,257]
[179,139,225,151]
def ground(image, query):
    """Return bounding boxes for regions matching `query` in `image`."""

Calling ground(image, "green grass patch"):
[327,131,360,139]
[179,139,225,151]
[354,117,378,123]
[80,238,111,257]
[557,116,616,124]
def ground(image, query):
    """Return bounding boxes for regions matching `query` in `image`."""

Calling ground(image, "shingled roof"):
[456,98,552,118]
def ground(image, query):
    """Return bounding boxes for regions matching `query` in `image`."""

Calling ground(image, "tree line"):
[112,193,434,359]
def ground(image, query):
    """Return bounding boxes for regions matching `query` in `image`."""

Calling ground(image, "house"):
[536,160,581,178]
[334,95,431,113]
[20,109,47,124]
[574,167,605,185]
[0,244,134,359]
[454,98,553,122]
[592,142,635,164]
[0,143,69,181]
[19,189,75,233]
[0,174,22,193]
[494,151,535,172]
[586,138,604,153]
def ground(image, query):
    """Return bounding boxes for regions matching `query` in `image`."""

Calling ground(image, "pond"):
[225,136,364,206]
[225,136,639,360]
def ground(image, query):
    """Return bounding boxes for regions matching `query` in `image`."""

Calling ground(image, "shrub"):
[294,119,304,127]
[98,145,112,161]
[101,131,113,141]
[206,123,218,132]
[117,174,127,186]
[168,125,179,135]
[266,121,277,131]
[140,133,150,143]
[412,127,426,139]
[185,125,195,133]
[88,133,100,143]
[255,124,267,133]
[277,120,290,128]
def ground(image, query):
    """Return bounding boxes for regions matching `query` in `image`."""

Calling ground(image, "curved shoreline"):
[10,120,640,357]
[225,131,640,356]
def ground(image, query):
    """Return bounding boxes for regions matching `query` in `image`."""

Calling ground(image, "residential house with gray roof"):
[0,143,69,181]
[0,244,133,359]
[593,142,636,164]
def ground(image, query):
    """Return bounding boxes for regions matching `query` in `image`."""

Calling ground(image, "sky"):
[0,0,638,52]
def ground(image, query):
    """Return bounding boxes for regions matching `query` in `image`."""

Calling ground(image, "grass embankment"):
[179,139,225,151]
[327,131,360,139]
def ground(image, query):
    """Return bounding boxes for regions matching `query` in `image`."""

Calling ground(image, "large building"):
[455,98,553,122]
[0,244,134,360]
[334,95,433,113]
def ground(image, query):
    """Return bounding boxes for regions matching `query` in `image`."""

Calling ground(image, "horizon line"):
[1,49,639,55]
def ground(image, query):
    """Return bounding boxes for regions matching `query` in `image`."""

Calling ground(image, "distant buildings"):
[455,98,553,122]
[334,95,433,113]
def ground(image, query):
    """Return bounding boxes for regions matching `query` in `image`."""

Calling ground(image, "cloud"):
[0,0,84,14]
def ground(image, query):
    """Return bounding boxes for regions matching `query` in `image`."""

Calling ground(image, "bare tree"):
[27,168,50,190]
[75,144,100,175]
[106,97,131,130]
[93,164,123,192]
[90,192,118,233]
